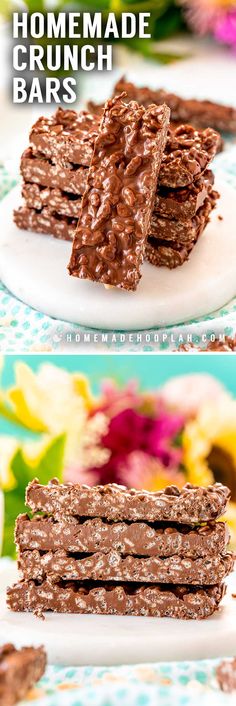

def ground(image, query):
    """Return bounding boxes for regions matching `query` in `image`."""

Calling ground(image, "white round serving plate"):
[0,561,236,666]
[0,183,236,331]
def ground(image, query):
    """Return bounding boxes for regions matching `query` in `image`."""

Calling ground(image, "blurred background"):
[1,0,236,60]
[1,353,236,556]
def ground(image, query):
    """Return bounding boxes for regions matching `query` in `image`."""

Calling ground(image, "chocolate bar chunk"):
[113,77,236,134]
[150,191,217,247]
[18,549,233,585]
[14,206,76,241]
[154,170,214,222]
[30,107,99,165]
[26,479,230,523]
[68,95,170,290]
[146,240,193,269]
[22,183,82,219]
[16,515,229,558]
[147,190,218,268]
[159,125,220,188]
[20,148,87,195]
[216,658,236,693]
[0,643,46,706]
[7,579,226,619]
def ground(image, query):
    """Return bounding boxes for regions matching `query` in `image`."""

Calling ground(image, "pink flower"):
[180,1,236,49]
[94,379,143,418]
[118,451,186,491]
[214,10,236,49]
[88,407,184,486]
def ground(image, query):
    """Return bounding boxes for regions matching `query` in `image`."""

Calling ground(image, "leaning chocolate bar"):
[15,515,229,558]
[68,94,170,290]
[113,77,236,134]
[26,479,230,523]
[0,644,46,706]
[18,548,233,585]
[7,580,226,619]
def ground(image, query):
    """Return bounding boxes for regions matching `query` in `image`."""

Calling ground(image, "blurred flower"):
[95,379,142,418]
[86,407,184,486]
[180,0,236,50]
[160,373,231,417]
[119,451,186,491]
[183,397,236,542]
[96,378,164,421]
[0,437,19,489]
[214,9,236,49]
[183,397,236,489]
[3,362,97,466]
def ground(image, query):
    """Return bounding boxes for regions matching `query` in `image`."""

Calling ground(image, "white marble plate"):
[0,182,236,331]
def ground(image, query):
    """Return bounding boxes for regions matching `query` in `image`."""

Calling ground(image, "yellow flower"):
[0,436,19,489]
[183,398,236,546]
[3,362,95,466]
[183,399,236,483]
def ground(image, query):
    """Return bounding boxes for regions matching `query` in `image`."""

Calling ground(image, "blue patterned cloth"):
[19,659,234,705]
[1,147,236,352]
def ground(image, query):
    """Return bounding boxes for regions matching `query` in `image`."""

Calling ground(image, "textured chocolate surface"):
[21,127,219,204]
[26,110,220,190]
[113,77,236,134]
[14,206,76,241]
[154,170,214,222]
[216,658,236,693]
[20,148,87,195]
[159,124,220,188]
[26,479,230,523]
[21,170,214,224]
[15,185,216,248]
[146,240,193,269]
[146,190,218,268]
[30,107,99,165]
[22,183,82,218]
[7,580,226,619]
[18,548,234,585]
[16,514,229,558]
[150,191,217,246]
[68,95,170,290]
[0,643,46,706]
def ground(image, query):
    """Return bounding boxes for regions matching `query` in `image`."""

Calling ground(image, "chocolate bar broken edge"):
[26,479,230,523]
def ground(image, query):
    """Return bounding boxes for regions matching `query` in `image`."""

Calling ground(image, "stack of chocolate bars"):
[7,479,234,619]
[14,88,221,286]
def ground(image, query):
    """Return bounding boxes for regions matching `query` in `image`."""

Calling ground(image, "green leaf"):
[2,434,66,557]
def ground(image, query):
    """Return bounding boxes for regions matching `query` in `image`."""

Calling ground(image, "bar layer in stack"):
[7,480,234,619]
[14,99,220,274]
